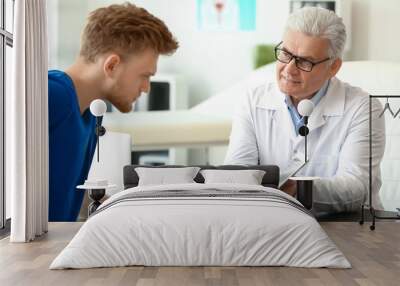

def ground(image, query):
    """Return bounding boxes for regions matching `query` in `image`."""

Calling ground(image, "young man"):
[48,3,178,221]
[224,7,385,216]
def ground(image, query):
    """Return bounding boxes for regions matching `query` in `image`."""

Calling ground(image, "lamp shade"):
[298,99,314,117]
[90,99,107,117]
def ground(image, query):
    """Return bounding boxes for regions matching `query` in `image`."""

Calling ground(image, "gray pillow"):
[135,167,201,186]
[200,169,266,185]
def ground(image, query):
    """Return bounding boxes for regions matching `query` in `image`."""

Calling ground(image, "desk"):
[102,110,232,151]
[1,222,399,285]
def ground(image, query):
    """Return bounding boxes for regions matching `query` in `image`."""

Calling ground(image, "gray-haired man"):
[225,7,385,216]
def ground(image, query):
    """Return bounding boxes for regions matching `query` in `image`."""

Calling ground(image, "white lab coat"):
[225,77,385,214]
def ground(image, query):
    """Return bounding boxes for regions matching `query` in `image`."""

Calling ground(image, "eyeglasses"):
[274,41,331,72]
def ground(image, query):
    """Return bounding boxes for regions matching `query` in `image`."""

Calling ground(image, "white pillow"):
[200,169,266,185]
[135,167,201,186]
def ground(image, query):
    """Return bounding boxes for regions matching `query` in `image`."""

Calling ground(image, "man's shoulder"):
[243,80,279,107]
[245,79,275,97]
[331,77,377,114]
[332,77,369,101]
[48,70,77,128]
[48,70,74,95]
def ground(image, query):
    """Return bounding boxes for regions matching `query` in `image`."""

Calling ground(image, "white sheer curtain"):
[8,0,48,242]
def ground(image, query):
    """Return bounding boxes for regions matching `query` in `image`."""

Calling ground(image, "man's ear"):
[103,54,121,78]
[329,58,342,78]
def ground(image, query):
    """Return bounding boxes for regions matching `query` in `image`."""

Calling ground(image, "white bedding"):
[50,183,350,269]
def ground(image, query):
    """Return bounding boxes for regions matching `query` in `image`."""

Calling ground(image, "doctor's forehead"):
[282,30,330,59]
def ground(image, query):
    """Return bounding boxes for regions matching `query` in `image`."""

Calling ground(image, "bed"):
[50,165,350,269]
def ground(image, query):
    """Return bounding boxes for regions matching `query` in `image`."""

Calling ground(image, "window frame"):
[0,0,14,234]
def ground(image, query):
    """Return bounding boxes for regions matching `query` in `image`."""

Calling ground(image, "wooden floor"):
[0,221,399,286]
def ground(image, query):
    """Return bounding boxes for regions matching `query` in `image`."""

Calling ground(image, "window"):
[0,0,14,234]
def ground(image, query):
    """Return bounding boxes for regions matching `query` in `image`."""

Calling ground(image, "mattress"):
[102,110,231,150]
[50,183,350,269]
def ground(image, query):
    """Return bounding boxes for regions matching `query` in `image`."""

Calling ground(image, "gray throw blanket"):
[91,189,313,218]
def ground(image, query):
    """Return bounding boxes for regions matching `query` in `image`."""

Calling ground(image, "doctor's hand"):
[280,179,297,197]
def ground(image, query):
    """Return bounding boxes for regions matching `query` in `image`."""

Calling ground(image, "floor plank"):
[0,222,399,286]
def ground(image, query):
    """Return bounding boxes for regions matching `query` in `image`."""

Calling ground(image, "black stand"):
[298,118,310,163]
[88,188,106,216]
[297,180,313,210]
[296,119,313,210]
[95,117,106,162]
[359,95,400,230]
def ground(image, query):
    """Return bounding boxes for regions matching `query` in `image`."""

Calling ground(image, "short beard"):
[113,102,132,113]
[106,95,133,113]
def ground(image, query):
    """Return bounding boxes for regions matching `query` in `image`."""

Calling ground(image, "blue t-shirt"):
[48,70,98,221]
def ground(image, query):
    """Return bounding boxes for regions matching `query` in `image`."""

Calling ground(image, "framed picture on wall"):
[290,0,336,13]
[197,0,256,31]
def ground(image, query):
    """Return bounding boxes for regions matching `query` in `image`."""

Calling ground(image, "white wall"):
[349,0,400,61]
[48,0,88,69]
